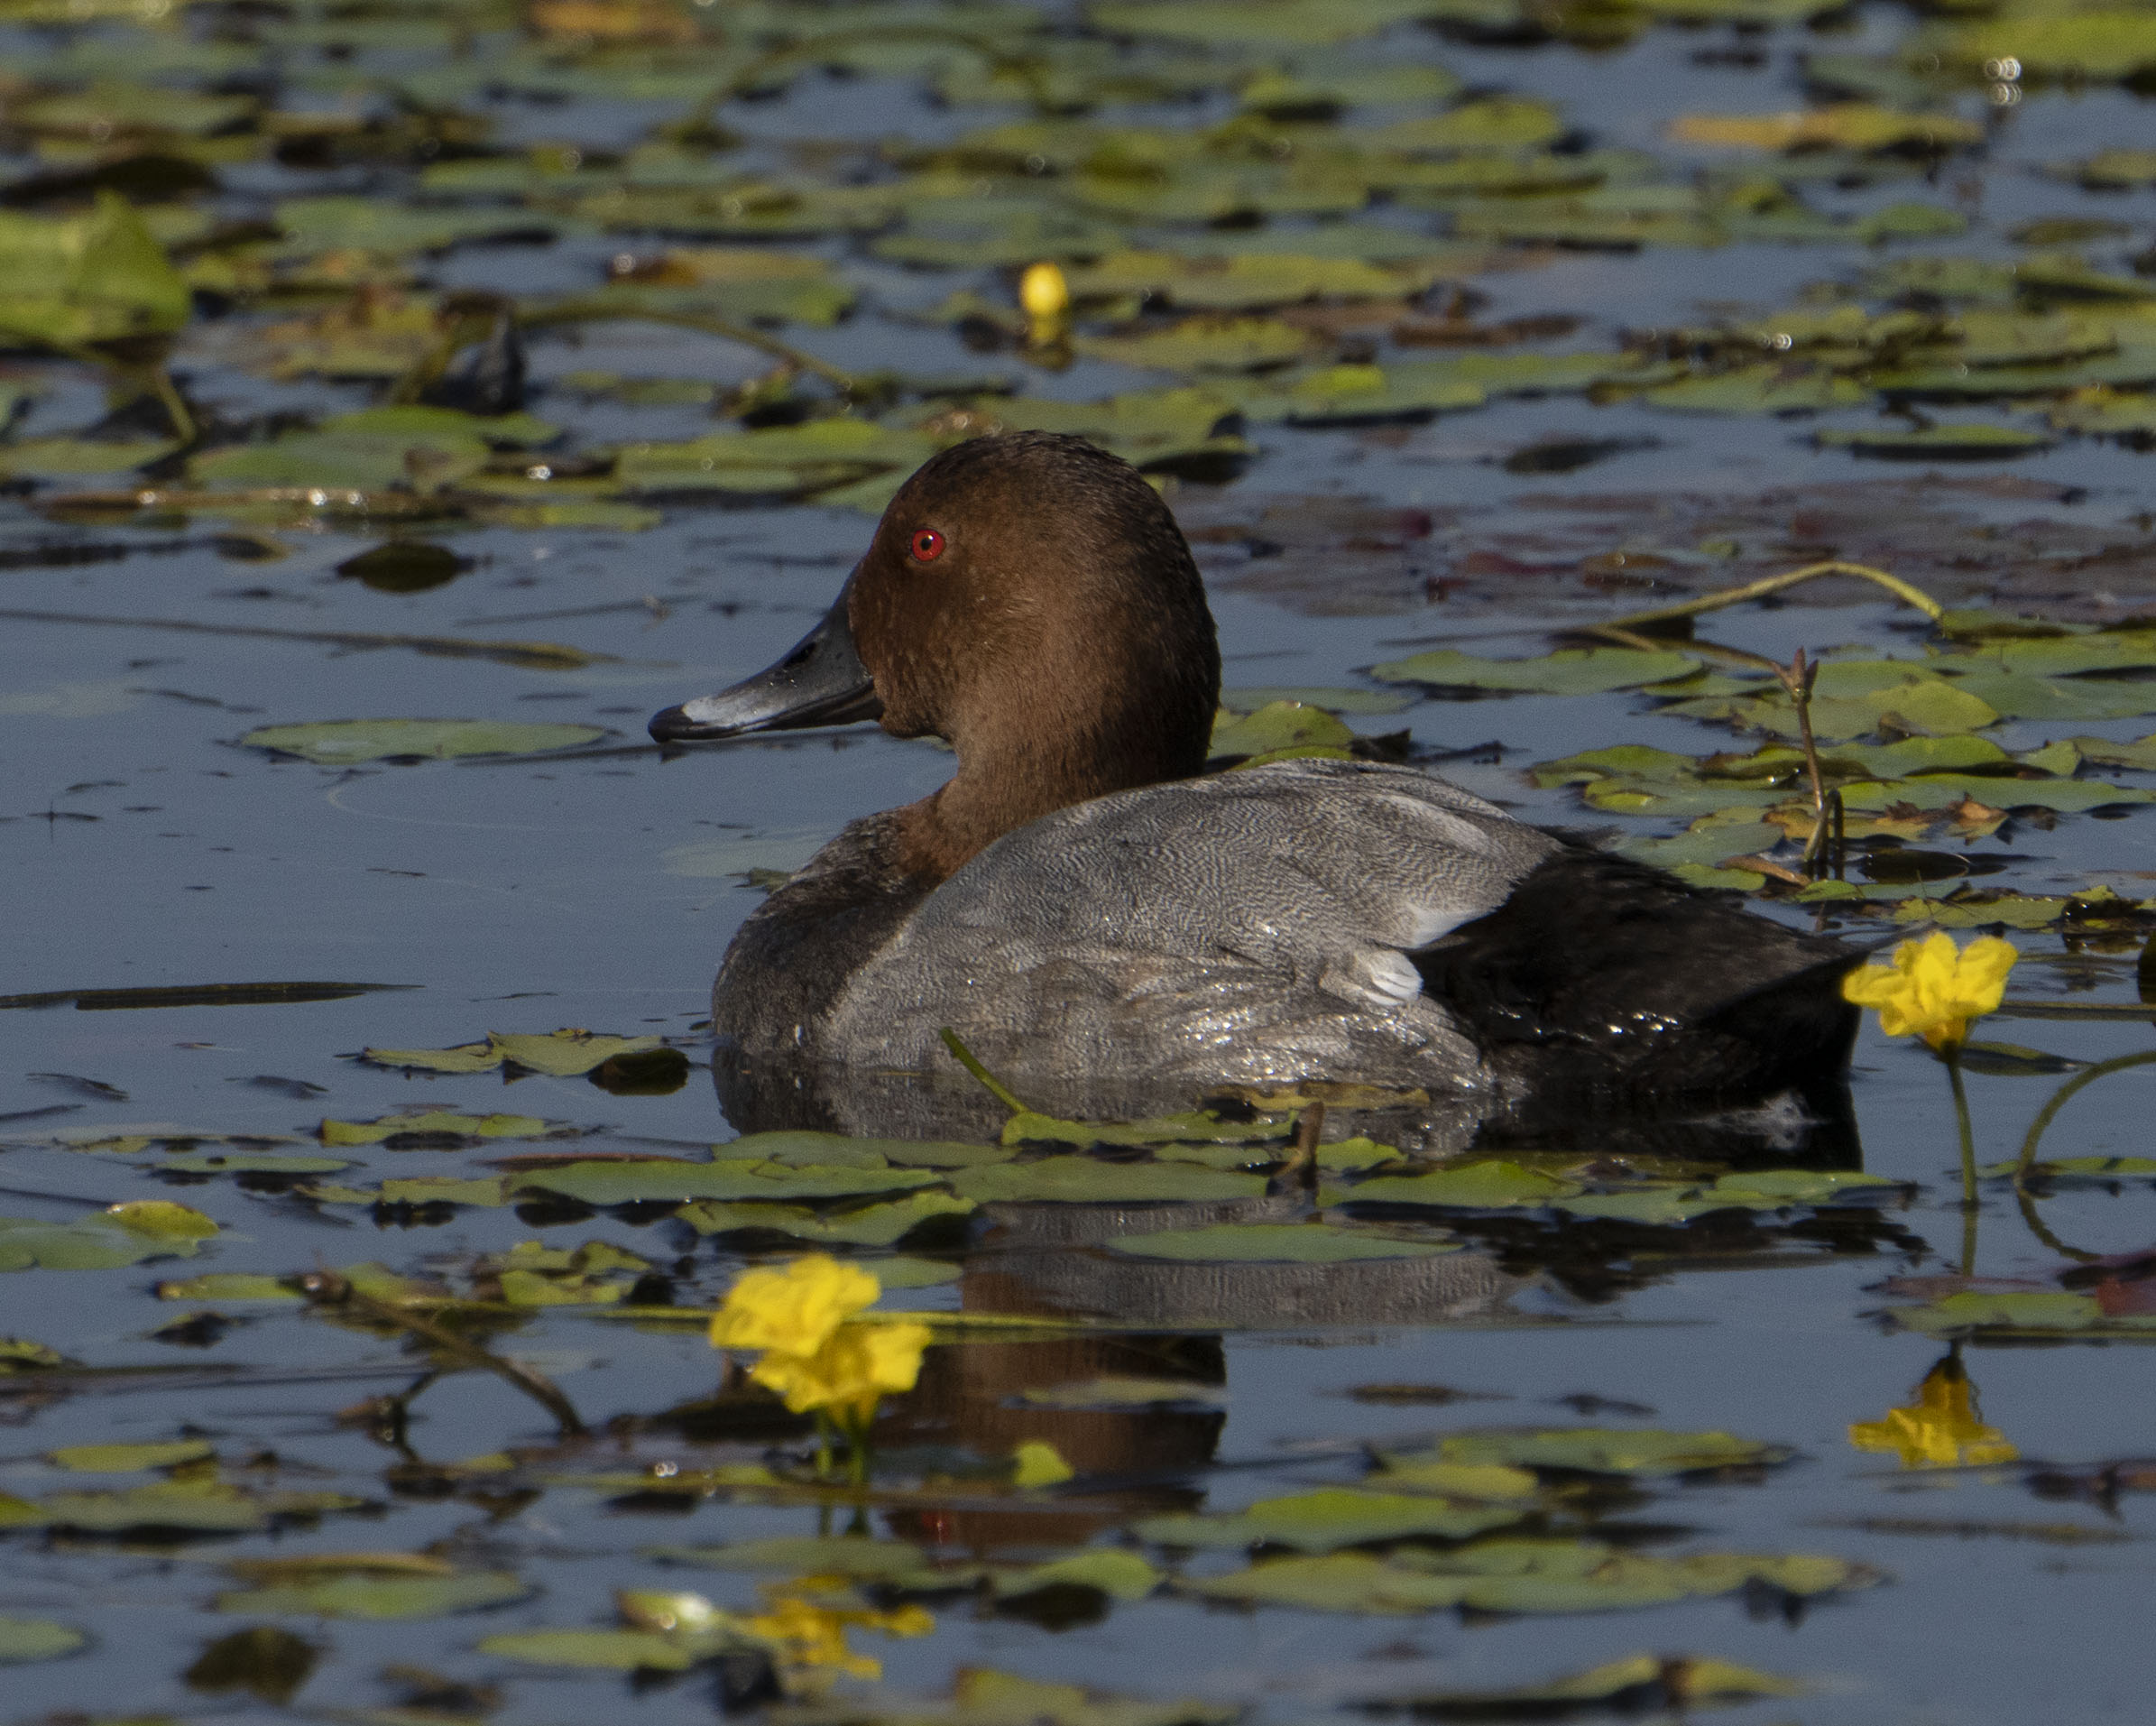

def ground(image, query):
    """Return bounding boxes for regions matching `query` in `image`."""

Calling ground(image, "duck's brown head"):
[650,432,1221,883]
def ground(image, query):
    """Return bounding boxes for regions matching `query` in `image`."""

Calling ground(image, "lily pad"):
[1105,1223,1459,1262]
[512,1158,941,1205]
[1138,1489,1525,1552]
[239,720,605,764]
[1331,1162,1584,1209]
[0,1618,86,1664]
[216,1570,532,1620]
[1815,424,2056,458]
[676,1190,976,1245]
[1366,648,1700,696]
[1391,1428,1791,1478]
[950,1158,1268,1204]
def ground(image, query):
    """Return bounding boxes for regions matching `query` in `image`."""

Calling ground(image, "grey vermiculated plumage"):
[722,757,1563,1088]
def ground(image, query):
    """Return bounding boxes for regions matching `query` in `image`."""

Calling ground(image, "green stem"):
[814,1413,834,1481]
[2013,1048,2156,1177]
[1608,560,1946,634]
[1946,1048,1977,1275]
[936,1027,1031,1115]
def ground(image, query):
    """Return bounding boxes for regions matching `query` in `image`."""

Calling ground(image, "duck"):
[650,431,1860,1117]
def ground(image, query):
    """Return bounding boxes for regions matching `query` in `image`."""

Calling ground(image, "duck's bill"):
[648,590,882,743]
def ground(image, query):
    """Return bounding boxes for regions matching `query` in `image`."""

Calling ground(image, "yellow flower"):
[708,1254,880,1355]
[1841,931,2017,1051]
[1018,260,1070,321]
[746,1592,935,1684]
[1849,1356,2018,1468]
[750,1318,933,1422]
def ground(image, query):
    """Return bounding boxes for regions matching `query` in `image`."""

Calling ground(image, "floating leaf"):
[48,1440,216,1473]
[476,1629,709,1671]
[512,1158,941,1206]
[361,1029,662,1076]
[239,720,604,764]
[1366,648,1699,696]
[0,1618,86,1664]
[1138,1489,1525,1552]
[1106,1223,1458,1262]
[1209,700,1356,764]
[320,1110,551,1146]
[215,1570,532,1620]
[0,191,191,349]
[1331,1162,1584,1209]
[1393,1428,1791,1478]
[677,1190,976,1245]
[993,1550,1163,1601]
[950,1158,1268,1204]
[1364,1653,1802,1712]
[0,1204,217,1272]
[1815,424,2055,458]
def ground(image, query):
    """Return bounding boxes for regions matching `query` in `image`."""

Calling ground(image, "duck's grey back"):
[823,758,1561,1089]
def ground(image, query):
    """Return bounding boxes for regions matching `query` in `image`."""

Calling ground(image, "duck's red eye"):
[909,528,944,563]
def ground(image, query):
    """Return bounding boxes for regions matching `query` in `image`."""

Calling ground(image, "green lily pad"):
[320,1110,552,1146]
[239,720,605,764]
[1815,424,2056,458]
[216,1570,532,1619]
[476,1629,712,1671]
[1394,1428,1791,1477]
[1105,1223,1459,1262]
[360,1030,662,1076]
[1373,1654,1801,1712]
[1642,365,1872,415]
[1331,1161,1585,1209]
[512,1158,942,1206]
[950,1158,1268,1204]
[1891,1290,2156,1335]
[1209,700,1356,764]
[676,1190,976,1245]
[992,1550,1164,1601]
[0,192,190,350]
[0,1202,217,1272]
[48,1440,216,1472]
[1138,1488,1525,1552]
[0,1618,86,1664]
[1366,647,1700,696]
[1076,317,1313,374]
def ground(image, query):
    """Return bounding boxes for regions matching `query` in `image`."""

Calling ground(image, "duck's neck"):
[894,706,1200,885]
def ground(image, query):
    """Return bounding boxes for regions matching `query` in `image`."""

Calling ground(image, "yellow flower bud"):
[1018,260,1070,320]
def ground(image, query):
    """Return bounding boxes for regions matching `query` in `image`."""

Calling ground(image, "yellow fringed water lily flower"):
[745,1592,935,1685]
[749,1316,933,1422]
[708,1256,932,1468]
[708,1254,879,1356]
[1841,930,2017,1052]
[1848,1356,2017,1468]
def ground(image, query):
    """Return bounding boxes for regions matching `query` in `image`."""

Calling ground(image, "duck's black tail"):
[1414,843,1862,1113]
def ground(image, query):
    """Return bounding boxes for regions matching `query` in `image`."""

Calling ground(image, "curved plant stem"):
[2007,1048,2156,1263]
[937,1027,1031,1115]
[528,300,855,392]
[2012,1048,2156,1178]
[2013,1183,2102,1263]
[1608,560,1946,633]
[292,1269,585,1436]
